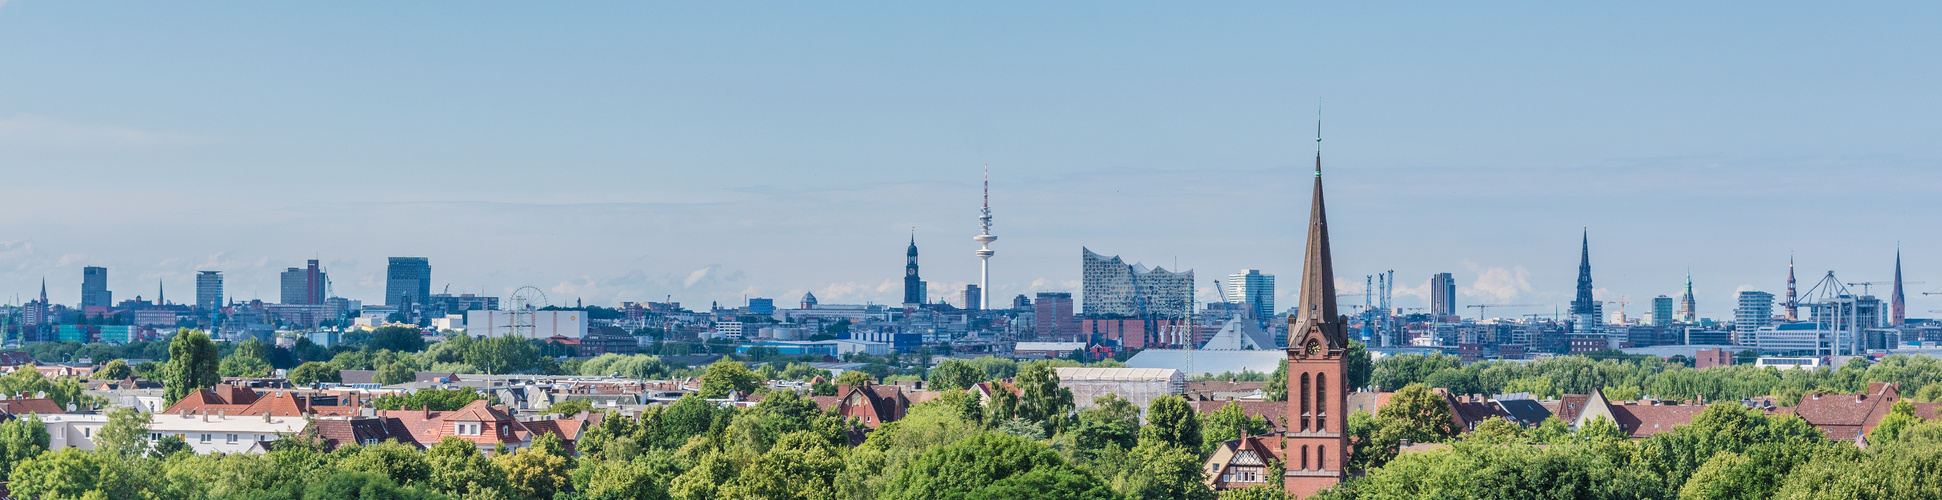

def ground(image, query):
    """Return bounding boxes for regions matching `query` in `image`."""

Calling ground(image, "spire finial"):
[1314,99,1323,177]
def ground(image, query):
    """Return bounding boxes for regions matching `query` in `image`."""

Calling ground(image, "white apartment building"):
[44,413,109,451]
[148,410,307,454]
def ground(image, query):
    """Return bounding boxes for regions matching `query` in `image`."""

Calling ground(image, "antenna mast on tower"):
[974,164,996,310]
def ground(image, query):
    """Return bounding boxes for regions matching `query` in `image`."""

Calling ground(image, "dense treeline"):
[1371,352,1942,405]
[1320,400,1942,499]
[0,359,1288,500]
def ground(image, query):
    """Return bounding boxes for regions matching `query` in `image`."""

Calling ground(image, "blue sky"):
[1,2,1938,319]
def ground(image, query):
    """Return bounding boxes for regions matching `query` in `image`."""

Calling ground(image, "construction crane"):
[1466,304,1542,320]
[1606,296,1638,324]
[1849,281,1924,295]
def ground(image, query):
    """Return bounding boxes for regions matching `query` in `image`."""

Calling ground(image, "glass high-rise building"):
[1430,272,1456,317]
[1226,270,1275,324]
[1734,291,1774,345]
[1652,295,1675,326]
[1081,248,1194,319]
[196,271,223,310]
[81,266,111,308]
[385,257,432,308]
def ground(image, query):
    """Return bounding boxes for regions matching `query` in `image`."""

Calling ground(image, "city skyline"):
[1,3,1937,318]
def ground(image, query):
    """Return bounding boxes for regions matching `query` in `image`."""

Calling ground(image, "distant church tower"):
[1571,230,1600,333]
[1284,121,1349,498]
[904,236,925,309]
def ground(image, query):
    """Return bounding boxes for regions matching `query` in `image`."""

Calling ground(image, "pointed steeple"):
[1572,229,1595,315]
[1785,255,1799,321]
[1893,248,1906,326]
[1291,117,1346,351]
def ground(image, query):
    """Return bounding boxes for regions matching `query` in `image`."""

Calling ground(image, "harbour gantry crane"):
[1466,304,1542,320]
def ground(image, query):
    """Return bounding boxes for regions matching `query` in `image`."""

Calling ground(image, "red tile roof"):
[0,398,69,415]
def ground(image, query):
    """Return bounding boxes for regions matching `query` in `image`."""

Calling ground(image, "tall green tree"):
[1202,401,1271,454]
[96,359,133,380]
[95,406,153,459]
[1016,362,1075,435]
[881,432,1117,500]
[698,360,764,398]
[930,358,981,391]
[287,361,339,386]
[165,329,221,403]
[1141,395,1202,451]
[0,415,50,481]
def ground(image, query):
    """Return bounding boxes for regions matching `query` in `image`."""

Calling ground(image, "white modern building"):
[148,410,307,454]
[44,413,110,451]
[465,310,588,339]
[1735,291,1775,345]
[1752,322,1824,354]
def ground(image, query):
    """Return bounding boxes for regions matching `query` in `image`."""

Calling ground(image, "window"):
[227,434,238,444]
[83,428,91,438]
[200,434,212,443]
[363,438,379,446]
[456,422,482,436]
[150,433,161,441]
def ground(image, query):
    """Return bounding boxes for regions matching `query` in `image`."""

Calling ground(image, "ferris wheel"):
[510,286,550,311]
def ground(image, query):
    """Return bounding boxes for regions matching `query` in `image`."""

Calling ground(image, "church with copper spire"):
[1283,126,1349,498]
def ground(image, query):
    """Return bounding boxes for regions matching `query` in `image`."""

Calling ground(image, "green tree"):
[94,406,153,458]
[371,388,485,411]
[0,415,50,481]
[495,444,570,499]
[1201,400,1270,454]
[1068,393,1141,462]
[698,360,764,398]
[834,369,876,387]
[1141,395,1202,451]
[165,329,221,403]
[881,432,1116,500]
[9,448,114,499]
[375,362,416,385]
[369,325,429,352]
[337,440,433,487]
[219,352,272,378]
[288,361,340,386]
[1264,359,1288,402]
[149,435,191,459]
[426,436,505,497]
[1870,399,1921,444]
[96,359,133,381]
[1119,440,1218,500]
[1016,362,1075,435]
[1344,339,1373,390]
[1219,484,1290,500]
[930,358,982,391]
[1380,383,1458,439]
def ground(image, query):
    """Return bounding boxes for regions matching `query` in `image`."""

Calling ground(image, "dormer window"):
[456,422,483,435]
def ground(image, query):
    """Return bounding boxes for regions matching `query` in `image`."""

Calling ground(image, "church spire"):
[1893,247,1906,326]
[1572,229,1595,315]
[1292,113,1345,350]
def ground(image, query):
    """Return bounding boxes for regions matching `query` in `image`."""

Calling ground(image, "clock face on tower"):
[907,268,916,275]
[1305,338,1322,356]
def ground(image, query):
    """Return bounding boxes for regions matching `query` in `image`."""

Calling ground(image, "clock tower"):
[1284,127,1348,498]
[903,236,925,309]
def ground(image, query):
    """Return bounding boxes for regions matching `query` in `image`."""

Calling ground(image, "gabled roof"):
[0,398,69,415]
[311,417,416,450]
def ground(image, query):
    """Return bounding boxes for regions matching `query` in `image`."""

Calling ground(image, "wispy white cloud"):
[0,115,206,148]
[1459,263,1533,302]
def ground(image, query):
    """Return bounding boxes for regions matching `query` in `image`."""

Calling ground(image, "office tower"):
[1081,248,1195,318]
[196,271,223,311]
[307,259,323,305]
[1430,272,1456,317]
[1892,250,1906,326]
[1034,292,1074,338]
[1283,120,1348,497]
[81,266,111,308]
[1011,294,1031,310]
[748,298,775,315]
[1734,291,1775,346]
[973,165,996,310]
[1228,270,1277,324]
[1678,270,1698,323]
[385,257,432,308]
[962,285,981,311]
[1570,231,1599,333]
[1652,295,1675,326]
[280,268,308,305]
[903,237,925,308]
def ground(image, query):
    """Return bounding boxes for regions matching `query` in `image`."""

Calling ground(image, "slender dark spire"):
[1785,255,1798,321]
[1292,111,1346,350]
[1572,229,1595,315]
[1893,247,1906,326]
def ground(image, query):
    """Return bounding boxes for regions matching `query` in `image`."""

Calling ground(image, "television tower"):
[973,165,996,310]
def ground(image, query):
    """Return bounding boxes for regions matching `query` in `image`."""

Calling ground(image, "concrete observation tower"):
[973,165,996,310]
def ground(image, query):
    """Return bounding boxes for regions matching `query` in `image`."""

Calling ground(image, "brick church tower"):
[1283,130,1349,498]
